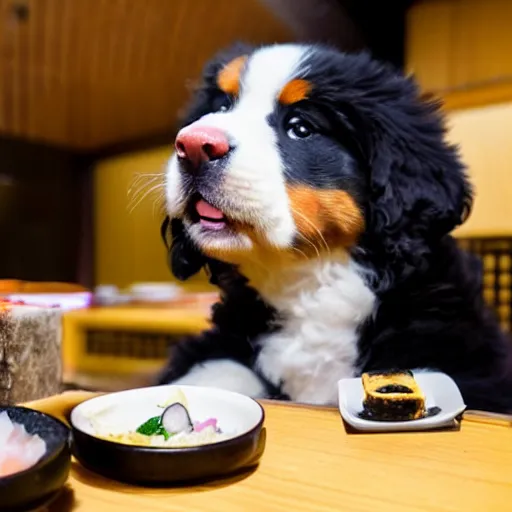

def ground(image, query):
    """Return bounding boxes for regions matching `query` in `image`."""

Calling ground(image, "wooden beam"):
[439,79,512,112]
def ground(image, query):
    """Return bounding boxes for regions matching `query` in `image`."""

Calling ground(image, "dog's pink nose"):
[175,126,230,169]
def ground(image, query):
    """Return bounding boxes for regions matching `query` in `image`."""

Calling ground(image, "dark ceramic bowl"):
[70,385,266,485]
[0,406,71,512]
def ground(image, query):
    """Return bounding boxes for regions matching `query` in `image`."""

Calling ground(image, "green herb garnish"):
[136,416,161,435]
[136,416,171,440]
[159,427,170,440]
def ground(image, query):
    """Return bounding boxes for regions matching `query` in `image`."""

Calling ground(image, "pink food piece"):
[0,456,28,477]
[0,415,46,478]
[193,418,218,432]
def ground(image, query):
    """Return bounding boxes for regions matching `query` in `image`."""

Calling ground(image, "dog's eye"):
[217,101,230,113]
[285,116,313,140]
[212,94,232,113]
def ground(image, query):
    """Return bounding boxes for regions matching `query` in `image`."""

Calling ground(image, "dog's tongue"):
[196,199,224,220]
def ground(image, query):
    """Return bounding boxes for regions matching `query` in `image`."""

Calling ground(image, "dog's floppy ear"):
[160,217,206,281]
[356,74,473,289]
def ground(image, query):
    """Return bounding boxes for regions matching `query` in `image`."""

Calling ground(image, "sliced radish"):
[161,403,193,435]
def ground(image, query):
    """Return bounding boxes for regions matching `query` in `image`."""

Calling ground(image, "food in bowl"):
[0,411,46,477]
[92,388,231,448]
[71,385,266,484]
[360,370,427,421]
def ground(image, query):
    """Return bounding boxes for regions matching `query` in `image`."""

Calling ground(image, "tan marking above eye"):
[278,79,312,105]
[286,185,364,250]
[217,56,248,97]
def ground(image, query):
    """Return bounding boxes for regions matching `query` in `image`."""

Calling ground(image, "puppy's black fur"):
[158,45,512,413]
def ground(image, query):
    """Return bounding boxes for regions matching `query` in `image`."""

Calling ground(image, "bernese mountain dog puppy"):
[158,43,512,413]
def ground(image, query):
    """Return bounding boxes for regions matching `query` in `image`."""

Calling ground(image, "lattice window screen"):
[457,237,512,332]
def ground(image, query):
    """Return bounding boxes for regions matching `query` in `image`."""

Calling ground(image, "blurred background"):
[0,0,510,392]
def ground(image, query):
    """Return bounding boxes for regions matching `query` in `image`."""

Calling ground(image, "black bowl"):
[0,406,71,512]
[70,385,266,485]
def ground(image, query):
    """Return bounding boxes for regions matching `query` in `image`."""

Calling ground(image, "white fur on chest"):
[254,255,376,405]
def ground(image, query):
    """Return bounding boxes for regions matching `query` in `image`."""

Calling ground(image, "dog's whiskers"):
[290,208,330,257]
[128,181,165,215]
[295,231,321,259]
[152,195,167,218]
[128,172,165,213]
[129,173,163,192]
[128,174,161,198]
[290,246,308,260]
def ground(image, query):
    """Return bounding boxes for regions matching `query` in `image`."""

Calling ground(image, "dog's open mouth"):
[187,195,230,232]
[195,199,227,230]
[184,194,255,253]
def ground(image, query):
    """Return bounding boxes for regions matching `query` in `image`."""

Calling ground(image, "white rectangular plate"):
[338,371,467,432]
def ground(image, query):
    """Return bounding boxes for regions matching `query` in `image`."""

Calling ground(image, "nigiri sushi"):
[0,411,46,478]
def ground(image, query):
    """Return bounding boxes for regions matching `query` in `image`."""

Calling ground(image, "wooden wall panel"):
[0,0,292,150]
[406,0,454,92]
[450,0,512,90]
[407,0,512,99]
[449,103,512,237]
[408,1,512,237]
[94,147,169,288]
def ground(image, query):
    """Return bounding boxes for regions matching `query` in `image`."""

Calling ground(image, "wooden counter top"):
[27,392,512,512]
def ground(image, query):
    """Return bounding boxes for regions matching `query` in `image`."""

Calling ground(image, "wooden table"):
[27,392,512,512]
